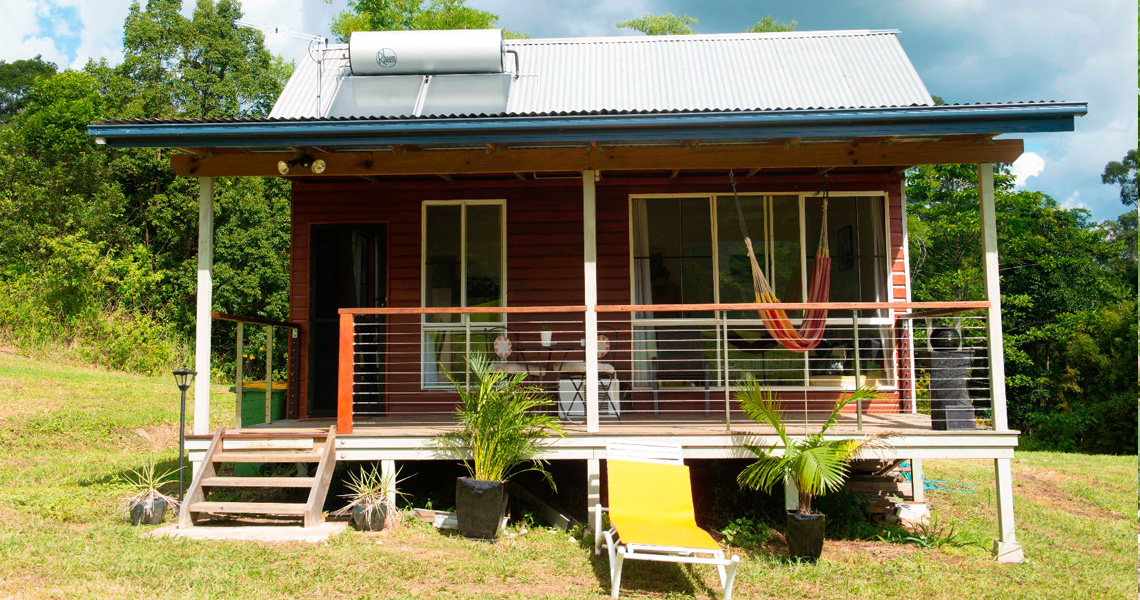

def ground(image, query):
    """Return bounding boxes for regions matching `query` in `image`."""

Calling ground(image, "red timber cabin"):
[90,28,1085,559]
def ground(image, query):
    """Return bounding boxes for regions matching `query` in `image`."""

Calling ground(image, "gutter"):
[89,102,1088,149]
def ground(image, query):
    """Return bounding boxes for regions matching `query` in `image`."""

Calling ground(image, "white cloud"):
[478,0,656,38]
[1060,190,1086,210]
[62,0,130,69]
[889,0,1137,220]
[0,0,71,67]
[1010,152,1045,188]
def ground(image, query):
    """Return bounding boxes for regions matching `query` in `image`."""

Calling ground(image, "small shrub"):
[876,515,984,549]
[815,490,876,539]
[719,516,773,549]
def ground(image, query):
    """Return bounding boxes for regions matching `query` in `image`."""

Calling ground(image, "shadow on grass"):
[577,534,743,598]
[81,456,184,491]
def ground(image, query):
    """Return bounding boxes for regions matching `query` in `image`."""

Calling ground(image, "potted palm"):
[338,463,410,531]
[121,460,178,526]
[735,376,887,561]
[440,352,563,540]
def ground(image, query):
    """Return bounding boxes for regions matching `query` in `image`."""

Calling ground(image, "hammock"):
[729,170,831,352]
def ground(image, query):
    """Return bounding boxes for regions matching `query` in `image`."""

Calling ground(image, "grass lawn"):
[0,352,1134,599]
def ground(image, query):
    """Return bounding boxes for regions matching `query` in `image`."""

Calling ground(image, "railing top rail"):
[211,311,299,329]
[340,305,588,316]
[595,301,989,313]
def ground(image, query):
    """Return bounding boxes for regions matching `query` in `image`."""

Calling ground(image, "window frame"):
[420,199,508,389]
[626,191,897,391]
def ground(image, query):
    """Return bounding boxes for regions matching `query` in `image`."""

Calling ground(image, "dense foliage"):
[327,0,528,42]
[0,0,291,375]
[907,164,1137,454]
[616,13,795,36]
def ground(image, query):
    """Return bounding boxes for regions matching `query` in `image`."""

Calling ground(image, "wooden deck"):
[188,412,1019,462]
[243,411,940,436]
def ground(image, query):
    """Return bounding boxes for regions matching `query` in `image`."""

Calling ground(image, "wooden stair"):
[179,426,337,528]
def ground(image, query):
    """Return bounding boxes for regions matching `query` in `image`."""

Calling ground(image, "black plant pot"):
[352,504,390,531]
[129,499,166,526]
[455,477,507,540]
[785,511,826,561]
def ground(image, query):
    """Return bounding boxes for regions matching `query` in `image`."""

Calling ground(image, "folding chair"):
[594,442,741,600]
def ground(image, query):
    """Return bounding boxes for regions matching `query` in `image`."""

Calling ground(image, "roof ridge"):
[506,29,898,45]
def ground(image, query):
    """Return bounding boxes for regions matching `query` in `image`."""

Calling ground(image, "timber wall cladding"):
[289,174,910,417]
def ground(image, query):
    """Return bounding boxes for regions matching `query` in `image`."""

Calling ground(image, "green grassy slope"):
[0,353,1134,599]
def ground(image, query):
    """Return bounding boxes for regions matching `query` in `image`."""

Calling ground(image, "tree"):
[617,13,794,36]
[117,0,289,120]
[327,0,525,43]
[1101,149,1137,207]
[907,164,1137,453]
[747,16,796,33]
[0,1,294,375]
[616,13,697,36]
[0,55,58,122]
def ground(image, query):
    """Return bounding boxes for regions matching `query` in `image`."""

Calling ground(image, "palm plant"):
[121,460,179,524]
[440,352,564,486]
[735,375,887,515]
[337,463,410,530]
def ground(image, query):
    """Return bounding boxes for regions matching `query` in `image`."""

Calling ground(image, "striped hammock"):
[732,171,831,352]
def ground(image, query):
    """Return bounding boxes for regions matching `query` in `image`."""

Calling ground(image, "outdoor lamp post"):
[172,366,196,511]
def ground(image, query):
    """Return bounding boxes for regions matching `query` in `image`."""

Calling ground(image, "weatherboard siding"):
[288,174,910,418]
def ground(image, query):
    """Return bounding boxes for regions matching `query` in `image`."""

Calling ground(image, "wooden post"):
[979,163,1023,563]
[381,459,397,507]
[909,458,925,504]
[784,476,798,512]
[586,458,601,530]
[337,313,355,434]
[582,170,600,433]
[993,458,1023,563]
[193,177,214,435]
[721,317,731,431]
[899,181,918,412]
[234,322,243,429]
[265,325,274,424]
[978,163,1009,432]
[853,312,862,431]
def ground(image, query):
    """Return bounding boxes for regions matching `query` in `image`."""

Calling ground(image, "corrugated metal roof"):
[268,49,349,119]
[268,30,934,120]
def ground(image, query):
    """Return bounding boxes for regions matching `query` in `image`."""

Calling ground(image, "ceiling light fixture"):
[276,154,326,175]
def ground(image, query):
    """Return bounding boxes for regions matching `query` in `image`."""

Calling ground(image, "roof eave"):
[88,103,1088,150]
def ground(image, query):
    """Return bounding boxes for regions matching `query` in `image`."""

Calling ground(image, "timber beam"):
[171,138,1024,178]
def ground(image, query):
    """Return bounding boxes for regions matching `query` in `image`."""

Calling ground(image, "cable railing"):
[335,301,993,434]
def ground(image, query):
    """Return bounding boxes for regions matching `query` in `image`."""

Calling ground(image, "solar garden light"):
[172,366,196,512]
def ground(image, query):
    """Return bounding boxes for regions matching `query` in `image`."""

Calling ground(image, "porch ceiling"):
[168,136,1025,178]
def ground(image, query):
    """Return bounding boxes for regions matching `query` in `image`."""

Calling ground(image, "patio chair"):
[556,326,619,420]
[489,327,547,378]
[594,442,741,600]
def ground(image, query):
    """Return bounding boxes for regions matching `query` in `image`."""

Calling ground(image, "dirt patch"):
[1015,470,1126,521]
[130,424,179,451]
[823,538,920,561]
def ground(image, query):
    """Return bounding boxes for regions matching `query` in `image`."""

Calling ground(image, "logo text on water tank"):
[376,48,397,68]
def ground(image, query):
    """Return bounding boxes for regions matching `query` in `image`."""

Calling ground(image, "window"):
[422,200,505,386]
[629,193,893,390]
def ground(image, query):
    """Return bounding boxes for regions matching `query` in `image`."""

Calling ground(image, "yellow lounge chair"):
[594,442,741,599]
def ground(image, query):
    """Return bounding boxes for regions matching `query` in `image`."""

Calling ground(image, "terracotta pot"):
[352,504,390,531]
[785,511,826,561]
[455,478,507,540]
[129,499,166,526]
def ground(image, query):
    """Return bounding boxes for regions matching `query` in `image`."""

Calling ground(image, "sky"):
[3,0,1136,221]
